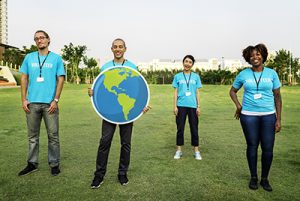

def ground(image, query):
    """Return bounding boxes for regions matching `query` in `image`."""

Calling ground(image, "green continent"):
[103,69,128,95]
[117,93,136,120]
[103,68,139,95]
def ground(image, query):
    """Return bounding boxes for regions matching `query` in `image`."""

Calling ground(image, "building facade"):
[0,0,8,44]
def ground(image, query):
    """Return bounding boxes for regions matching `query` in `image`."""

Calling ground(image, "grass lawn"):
[0,84,299,201]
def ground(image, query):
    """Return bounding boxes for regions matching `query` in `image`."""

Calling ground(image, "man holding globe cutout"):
[88,38,150,188]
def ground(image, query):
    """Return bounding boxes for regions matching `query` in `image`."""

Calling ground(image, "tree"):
[266,49,300,85]
[61,43,87,84]
[83,56,98,83]
[1,45,37,69]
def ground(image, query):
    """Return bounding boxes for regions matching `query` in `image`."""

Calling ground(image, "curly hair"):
[242,43,268,64]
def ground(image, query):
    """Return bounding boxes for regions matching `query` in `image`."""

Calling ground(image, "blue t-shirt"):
[100,60,137,72]
[20,51,65,104]
[172,72,202,108]
[232,67,281,114]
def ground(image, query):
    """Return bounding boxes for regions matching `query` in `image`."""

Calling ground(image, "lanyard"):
[113,59,126,66]
[183,72,192,90]
[38,51,50,77]
[252,68,264,92]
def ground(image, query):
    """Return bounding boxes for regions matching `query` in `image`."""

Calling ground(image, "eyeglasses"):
[34,36,47,42]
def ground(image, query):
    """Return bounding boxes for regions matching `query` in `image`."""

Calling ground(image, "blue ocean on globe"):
[92,66,149,124]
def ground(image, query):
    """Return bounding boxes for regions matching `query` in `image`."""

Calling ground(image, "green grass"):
[0,84,299,201]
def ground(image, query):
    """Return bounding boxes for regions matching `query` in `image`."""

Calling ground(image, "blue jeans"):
[240,113,276,178]
[26,103,60,167]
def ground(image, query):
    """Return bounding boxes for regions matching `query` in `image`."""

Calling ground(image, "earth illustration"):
[91,66,150,124]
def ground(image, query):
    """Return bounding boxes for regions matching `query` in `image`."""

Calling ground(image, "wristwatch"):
[54,98,59,103]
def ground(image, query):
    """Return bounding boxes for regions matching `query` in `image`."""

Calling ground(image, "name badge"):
[254,93,262,99]
[37,77,44,82]
[185,92,191,96]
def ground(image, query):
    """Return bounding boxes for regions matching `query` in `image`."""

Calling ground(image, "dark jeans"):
[94,120,133,178]
[240,113,276,178]
[176,106,199,146]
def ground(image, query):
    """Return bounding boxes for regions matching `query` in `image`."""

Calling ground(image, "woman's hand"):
[275,119,281,133]
[174,107,178,116]
[196,107,201,117]
[234,105,242,120]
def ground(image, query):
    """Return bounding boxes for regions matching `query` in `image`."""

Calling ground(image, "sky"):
[7,0,300,63]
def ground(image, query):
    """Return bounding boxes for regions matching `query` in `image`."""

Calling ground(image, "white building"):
[137,58,243,72]
[0,0,8,44]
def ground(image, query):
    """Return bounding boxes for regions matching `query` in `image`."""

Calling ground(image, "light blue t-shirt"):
[232,67,281,114]
[172,72,202,108]
[100,60,137,72]
[20,51,65,104]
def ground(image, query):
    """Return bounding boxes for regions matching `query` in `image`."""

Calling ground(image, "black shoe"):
[91,176,104,189]
[260,178,273,192]
[18,163,37,176]
[51,166,61,176]
[118,174,129,185]
[248,177,258,190]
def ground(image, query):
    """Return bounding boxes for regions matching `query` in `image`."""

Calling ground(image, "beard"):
[38,46,47,50]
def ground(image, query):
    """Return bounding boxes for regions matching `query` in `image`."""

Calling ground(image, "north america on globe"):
[103,68,139,120]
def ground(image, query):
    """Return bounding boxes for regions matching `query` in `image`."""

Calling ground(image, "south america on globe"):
[91,66,150,124]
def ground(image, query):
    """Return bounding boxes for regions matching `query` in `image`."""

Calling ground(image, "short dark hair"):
[182,55,195,65]
[35,30,50,39]
[112,38,126,48]
[242,43,268,64]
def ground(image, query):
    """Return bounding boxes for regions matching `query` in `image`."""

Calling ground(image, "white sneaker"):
[173,151,182,159]
[194,151,202,160]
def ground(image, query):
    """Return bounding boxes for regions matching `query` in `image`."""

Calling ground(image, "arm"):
[196,89,201,116]
[21,74,30,113]
[48,76,65,114]
[229,86,242,120]
[273,88,282,133]
[174,88,178,116]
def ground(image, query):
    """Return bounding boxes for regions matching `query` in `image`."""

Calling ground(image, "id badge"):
[37,77,44,82]
[254,93,262,99]
[185,91,191,96]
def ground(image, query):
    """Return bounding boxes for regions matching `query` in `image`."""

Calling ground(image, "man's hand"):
[143,105,151,113]
[88,88,93,97]
[22,100,30,113]
[48,101,58,114]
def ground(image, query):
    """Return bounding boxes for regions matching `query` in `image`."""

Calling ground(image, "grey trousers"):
[26,103,60,167]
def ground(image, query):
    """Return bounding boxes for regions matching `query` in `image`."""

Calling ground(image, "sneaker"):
[18,163,37,176]
[194,151,202,160]
[91,176,104,189]
[173,151,182,159]
[249,177,258,190]
[260,178,273,192]
[118,174,129,185]
[51,166,61,176]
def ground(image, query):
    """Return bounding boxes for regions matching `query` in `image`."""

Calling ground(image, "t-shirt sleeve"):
[56,56,66,76]
[232,72,243,90]
[172,75,178,88]
[196,74,202,88]
[272,70,281,90]
[19,55,29,75]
